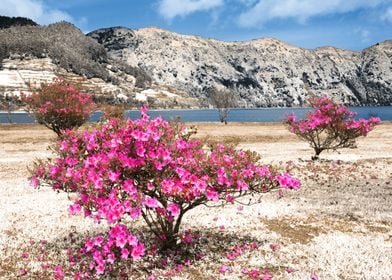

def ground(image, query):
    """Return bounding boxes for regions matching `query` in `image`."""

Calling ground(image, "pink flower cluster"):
[286,96,380,136]
[285,96,380,159]
[31,106,300,277]
[345,117,380,136]
[226,242,259,261]
[82,224,144,275]
[275,173,300,189]
[22,78,96,136]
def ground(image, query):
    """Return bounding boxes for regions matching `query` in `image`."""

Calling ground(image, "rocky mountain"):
[0,18,390,109]
[88,27,392,107]
[0,20,197,108]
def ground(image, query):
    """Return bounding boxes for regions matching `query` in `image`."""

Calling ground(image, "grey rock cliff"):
[88,27,392,107]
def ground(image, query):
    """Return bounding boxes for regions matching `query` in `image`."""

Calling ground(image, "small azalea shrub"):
[30,106,300,277]
[23,78,96,136]
[285,96,380,160]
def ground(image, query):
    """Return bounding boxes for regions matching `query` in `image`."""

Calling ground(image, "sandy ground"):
[0,122,391,279]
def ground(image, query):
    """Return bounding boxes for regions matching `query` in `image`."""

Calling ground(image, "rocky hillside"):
[89,27,392,107]
[0,18,390,108]
[0,20,197,108]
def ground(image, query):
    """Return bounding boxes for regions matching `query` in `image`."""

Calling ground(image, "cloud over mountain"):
[0,0,73,24]
[157,0,224,20]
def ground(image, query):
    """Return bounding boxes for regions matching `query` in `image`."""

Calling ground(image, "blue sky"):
[1,0,392,50]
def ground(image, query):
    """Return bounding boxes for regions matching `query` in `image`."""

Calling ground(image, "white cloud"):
[0,0,73,24]
[381,7,392,22]
[238,0,389,27]
[158,0,224,20]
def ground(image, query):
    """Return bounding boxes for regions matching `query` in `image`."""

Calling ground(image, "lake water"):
[1,107,391,124]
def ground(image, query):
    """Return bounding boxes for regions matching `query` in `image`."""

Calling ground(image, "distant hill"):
[0,21,110,80]
[0,20,195,108]
[88,27,392,107]
[0,17,390,108]
[0,16,37,29]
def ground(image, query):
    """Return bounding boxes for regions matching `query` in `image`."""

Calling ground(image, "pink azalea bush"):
[285,96,380,160]
[23,78,96,136]
[30,106,300,277]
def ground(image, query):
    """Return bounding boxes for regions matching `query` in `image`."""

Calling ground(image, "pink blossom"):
[226,194,234,203]
[131,243,145,260]
[129,207,141,218]
[167,203,180,216]
[120,248,129,259]
[123,179,137,195]
[219,265,230,274]
[108,170,120,182]
[136,143,146,157]
[237,180,249,191]
[115,234,127,248]
[275,173,301,189]
[20,252,29,258]
[107,253,115,264]
[93,235,104,247]
[127,234,138,246]
[19,269,28,276]
[69,203,81,215]
[286,267,295,273]
[180,230,193,244]
[85,239,94,252]
[144,196,159,208]
[53,266,65,279]
[206,188,219,201]
[30,177,39,187]
[270,244,279,251]
[176,139,189,150]
[248,269,260,278]
[227,252,237,260]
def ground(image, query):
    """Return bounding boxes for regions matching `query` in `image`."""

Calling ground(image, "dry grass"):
[1,122,391,279]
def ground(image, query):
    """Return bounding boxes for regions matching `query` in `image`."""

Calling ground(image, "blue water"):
[1,107,391,124]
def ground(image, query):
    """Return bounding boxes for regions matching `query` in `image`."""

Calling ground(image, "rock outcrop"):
[89,27,392,107]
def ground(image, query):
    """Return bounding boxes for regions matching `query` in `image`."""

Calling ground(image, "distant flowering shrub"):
[23,78,96,136]
[285,96,380,160]
[30,106,300,277]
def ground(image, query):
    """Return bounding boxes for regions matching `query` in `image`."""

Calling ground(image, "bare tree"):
[5,96,15,123]
[209,87,237,124]
[0,93,18,123]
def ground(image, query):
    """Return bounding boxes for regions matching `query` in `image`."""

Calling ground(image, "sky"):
[1,0,392,50]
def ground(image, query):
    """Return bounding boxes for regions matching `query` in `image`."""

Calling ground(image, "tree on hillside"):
[209,87,237,124]
[0,16,37,29]
[0,92,20,123]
